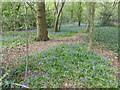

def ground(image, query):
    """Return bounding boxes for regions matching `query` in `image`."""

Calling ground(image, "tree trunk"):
[54,2,65,32]
[58,12,63,30]
[78,20,81,26]
[86,2,91,32]
[78,13,81,26]
[71,9,73,22]
[88,2,95,49]
[86,20,90,32]
[54,13,61,32]
[78,2,82,27]
[35,2,49,41]
[118,2,120,61]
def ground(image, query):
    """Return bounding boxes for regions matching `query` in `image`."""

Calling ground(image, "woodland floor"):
[1,31,119,77]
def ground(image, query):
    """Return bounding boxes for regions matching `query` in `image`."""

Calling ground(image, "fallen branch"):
[11,83,30,88]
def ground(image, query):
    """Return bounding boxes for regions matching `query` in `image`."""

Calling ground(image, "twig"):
[11,83,30,88]
[26,2,36,13]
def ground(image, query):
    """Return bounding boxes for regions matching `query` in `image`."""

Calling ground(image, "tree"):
[54,0,65,32]
[99,2,118,26]
[86,3,91,32]
[85,2,95,49]
[86,2,95,33]
[70,2,74,22]
[35,2,49,41]
[77,2,82,26]
[118,2,120,61]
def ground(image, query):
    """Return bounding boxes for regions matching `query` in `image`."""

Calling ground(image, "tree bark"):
[35,2,49,41]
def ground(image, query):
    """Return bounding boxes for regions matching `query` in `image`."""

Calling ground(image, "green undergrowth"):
[3,43,117,88]
[1,27,84,48]
[82,26,118,52]
[93,26,118,52]
[49,28,84,38]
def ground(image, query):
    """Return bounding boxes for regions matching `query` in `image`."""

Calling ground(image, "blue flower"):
[42,56,45,58]
[31,73,35,76]
[10,84,14,87]
[22,82,29,86]
[84,69,87,72]
[78,67,82,70]
[63,65,67,68]
[80,77,84,80]
[44,77,50,82]
[60,61,64,63]
[52,68,54,70]
[93,59,97,61]
[68,61,70,63]
[43,73,48,77]
[109,75,113,77]
[89,49,93,51]
[47,77,50,80]
[90,62,94,64]
[22,71,25,73]
[28,71,31,73]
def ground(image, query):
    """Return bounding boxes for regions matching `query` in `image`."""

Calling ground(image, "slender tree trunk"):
[54,13,61,32]
[88,2,95,49]
[78,11,81,26]
[78,2,82,27]
[78,20,81,26]
[71,9,73,22]
[86,2,91,32]
[118,2,120,61]
[35,2,49,41]
[58,12,63,30]
[86,20,90,32]
[54,2,65,32]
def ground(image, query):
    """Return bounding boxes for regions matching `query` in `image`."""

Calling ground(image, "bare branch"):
[26,2,36,13]
[12,83,30,88]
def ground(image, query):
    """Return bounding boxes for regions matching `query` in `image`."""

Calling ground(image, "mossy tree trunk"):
[35,2,49,41]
